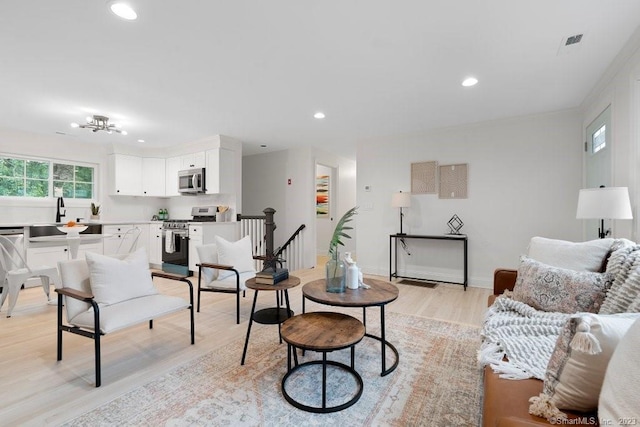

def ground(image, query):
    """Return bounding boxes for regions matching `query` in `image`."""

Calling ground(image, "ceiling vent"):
[565,34,583,46]
[558,33,585,55]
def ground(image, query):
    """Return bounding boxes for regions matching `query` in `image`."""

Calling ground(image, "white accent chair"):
[0,235,60,317]
[56,249,194,387]
[196,236,259,324]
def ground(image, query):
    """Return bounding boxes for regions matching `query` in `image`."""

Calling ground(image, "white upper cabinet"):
[142,157,166,196]
[109,154,143,196]
[181,152,206,169]
[206,148,235,194]
[110,154,166,196]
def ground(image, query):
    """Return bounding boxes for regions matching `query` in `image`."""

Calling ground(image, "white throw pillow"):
[85,248,158,306]
[599,318,640,423]
[529,312,640,420]
[527,236,614,272]
[196,243,219,283]
[214,235,256,280]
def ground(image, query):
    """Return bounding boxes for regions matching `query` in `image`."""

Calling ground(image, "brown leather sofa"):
[482,269,599,427]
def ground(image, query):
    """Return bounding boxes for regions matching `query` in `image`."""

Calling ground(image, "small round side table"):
[280,312,365,413]
[240,276,300,365]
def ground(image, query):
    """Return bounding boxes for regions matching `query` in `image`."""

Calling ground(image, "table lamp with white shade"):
[576,186,633,238]
[391,191,411,235]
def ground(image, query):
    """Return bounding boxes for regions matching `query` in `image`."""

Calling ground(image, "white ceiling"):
[1,1,640,158]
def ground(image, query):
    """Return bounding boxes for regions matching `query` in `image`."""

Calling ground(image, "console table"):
[389,234,468,290]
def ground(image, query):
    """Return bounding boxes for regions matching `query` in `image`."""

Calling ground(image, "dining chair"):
[115,226,142,254]
[0,235,61,317]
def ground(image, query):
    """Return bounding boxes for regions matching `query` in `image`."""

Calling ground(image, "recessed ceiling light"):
[314,112,325,119]
[138,139,145,143]
[462,77,478,87]
[108,1,137,20]
[70,122,79,128]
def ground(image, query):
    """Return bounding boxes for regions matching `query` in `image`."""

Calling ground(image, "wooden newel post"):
[263,207,276,262]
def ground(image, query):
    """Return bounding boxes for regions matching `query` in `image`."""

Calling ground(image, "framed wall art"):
[439,164,468,199]
[411,161,437,194]
[316,175,330,217]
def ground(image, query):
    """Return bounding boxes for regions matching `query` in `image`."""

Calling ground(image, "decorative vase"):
[90,214,100,221]
[325,252,346,293]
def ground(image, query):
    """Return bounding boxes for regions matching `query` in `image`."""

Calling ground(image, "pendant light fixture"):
[71,115,128,135]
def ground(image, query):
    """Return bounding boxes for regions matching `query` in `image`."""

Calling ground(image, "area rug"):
[64,313,482,427]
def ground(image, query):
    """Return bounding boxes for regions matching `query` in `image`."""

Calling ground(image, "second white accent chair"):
[196,235,258,324]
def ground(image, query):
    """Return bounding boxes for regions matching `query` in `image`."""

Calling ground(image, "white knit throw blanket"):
[479,296,570,380]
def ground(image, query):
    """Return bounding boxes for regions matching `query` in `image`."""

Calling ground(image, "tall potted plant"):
[326,206,357,293]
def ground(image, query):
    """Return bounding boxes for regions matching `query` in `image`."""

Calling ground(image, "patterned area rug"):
[64,313,482,426]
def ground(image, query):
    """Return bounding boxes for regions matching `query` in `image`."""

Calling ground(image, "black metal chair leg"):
[236,290,240,324]
[197,267,202,313]
[57,293,63,361]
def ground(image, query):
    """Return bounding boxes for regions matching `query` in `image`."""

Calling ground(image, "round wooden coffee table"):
[302,277,399,376]
[280,312,365,413]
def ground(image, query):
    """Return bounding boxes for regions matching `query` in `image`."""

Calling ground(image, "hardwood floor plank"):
[0,263,491,424]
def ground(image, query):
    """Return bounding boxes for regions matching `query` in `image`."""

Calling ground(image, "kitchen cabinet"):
[142,158,166,196]
[165,156,181,197]
[181,152,206,169]
[26,242,102,287]
[188,224,203,274]
[205,148,235,194]
[110,154,167,197]
[148,222,163,266]
[108,154,143,196]
[103,224,146,256]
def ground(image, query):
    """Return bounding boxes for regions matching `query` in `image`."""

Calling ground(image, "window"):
[0,155,96,199]
[53,163,94,199]
[592,124,606,153]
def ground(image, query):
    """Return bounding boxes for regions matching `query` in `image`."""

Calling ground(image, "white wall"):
[243,147,356,268]
[0,128,163,223]
[356,110,583,288]
[0,129,242,224]
[579,27,640,242]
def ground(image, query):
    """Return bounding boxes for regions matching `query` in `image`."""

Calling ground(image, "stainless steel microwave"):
[178,168,206,194]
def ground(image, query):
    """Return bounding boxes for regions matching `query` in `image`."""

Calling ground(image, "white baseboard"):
[359,264,492,289]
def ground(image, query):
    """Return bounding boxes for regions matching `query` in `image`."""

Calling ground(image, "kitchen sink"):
[29,224,102,237]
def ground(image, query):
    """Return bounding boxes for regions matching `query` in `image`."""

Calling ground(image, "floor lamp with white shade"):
[576,186,633,238]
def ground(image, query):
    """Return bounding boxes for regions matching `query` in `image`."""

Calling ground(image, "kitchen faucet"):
[56,197,66,223]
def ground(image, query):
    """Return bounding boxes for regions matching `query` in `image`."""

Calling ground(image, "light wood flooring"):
[0,262,491,426]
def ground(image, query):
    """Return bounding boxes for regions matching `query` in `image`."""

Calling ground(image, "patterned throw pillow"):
[512,257,613,313]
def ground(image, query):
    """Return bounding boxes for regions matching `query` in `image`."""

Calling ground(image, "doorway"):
[315,163,336,260]
[584,105,612,240]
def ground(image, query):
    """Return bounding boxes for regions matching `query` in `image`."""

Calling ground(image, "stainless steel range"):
[161,207,219,276]
[161,219,190,276]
